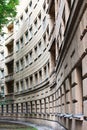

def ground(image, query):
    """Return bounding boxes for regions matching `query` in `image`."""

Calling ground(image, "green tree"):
[0,0,19,31]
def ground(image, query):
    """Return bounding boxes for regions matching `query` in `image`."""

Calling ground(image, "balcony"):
[5,93,14,102]
[5,53,14,63]
[5,73,14,82]
[5,33,14,46]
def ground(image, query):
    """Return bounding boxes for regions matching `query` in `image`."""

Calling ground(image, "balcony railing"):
[5,93,14,101]
[5,53,14,63]
[5,33,14,45]
[5,73,14,82]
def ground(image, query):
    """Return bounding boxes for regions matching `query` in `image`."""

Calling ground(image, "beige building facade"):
[0,0,87,130]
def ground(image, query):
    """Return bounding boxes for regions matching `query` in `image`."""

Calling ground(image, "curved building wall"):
[0,0,87,130]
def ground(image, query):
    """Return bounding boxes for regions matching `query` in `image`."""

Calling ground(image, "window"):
[25,7,28,14]
[43,34,46,50]
[15,20,20,31]
[21,103,23,113]
[39,70,42,83]
[20,80,24,91]
[35,46,37,54]
[25,78,28,89]
[34,19,38,34]
[25,102,28,113]
[11,104,14,113]
[6,105,8,113]
[48,62,50,75]
[44,66,47,78]
[1,105,4,113]
[35,73,38,85]
[20,15,23,24]
[38,12,41,29]
[25,30,29,44]
[34,46,38,59]
[43,2,46,11]
[38,12,41,20]
[29,12,32,24]
[43,16,46,29]
[16,41,20,52]
[16,61,19,72]
[38,41,42,56]
[16,62,19,73]
[62,7,66,26]
[20,15,23,25]
[29,51,33,64]
[29,26,33,40]
[20,36,24,48]
[0,51,4,60]
[30,75,33,87]
[20,58,24,70]
[29,1,32,8]
[0,69,4,79]
[16,82,19,92]
[1,86,4,96]
[16,103,18,113]
[25,54,29,66]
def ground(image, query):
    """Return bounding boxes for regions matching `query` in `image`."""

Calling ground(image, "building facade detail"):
[0,0,87,130]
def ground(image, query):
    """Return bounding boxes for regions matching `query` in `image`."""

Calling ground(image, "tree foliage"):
[0,0,19,31]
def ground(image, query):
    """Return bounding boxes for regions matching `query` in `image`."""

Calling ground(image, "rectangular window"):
[25,102,28,113]
[25,54,29,67]
[29,51,33,64]
[6,105,8,113]
[43,34,46,50]
[16,82,19,92]
[62,7,66,26]
[38,41,42,56]
[34,19,38,34]
[30,75,33,87]
[43,2,46,11]
[35,73,38,85]
[34,46,38,59]
[25,78,28,89]
[20,58,24,70]
[16,41,20,52]
[38,12,41,29]
[20,80,24,91]
[29,26,33,40]
[25,30,29,44]
[1,86,4,96]
[16,61,19,72]
[11,104,14,113]
[39,70,42,83]
[29,1,32,8]
[43,16,46,29]
[0,51,4,60]
[25,7,28,14]
[44,66,47,78]
[16,103,18,113]
[20,36,24,48]
[20,15,23,21]
[0,69,4,79]
[21,103,23,113]
[1,105,4,113]
[15,20,20,31]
